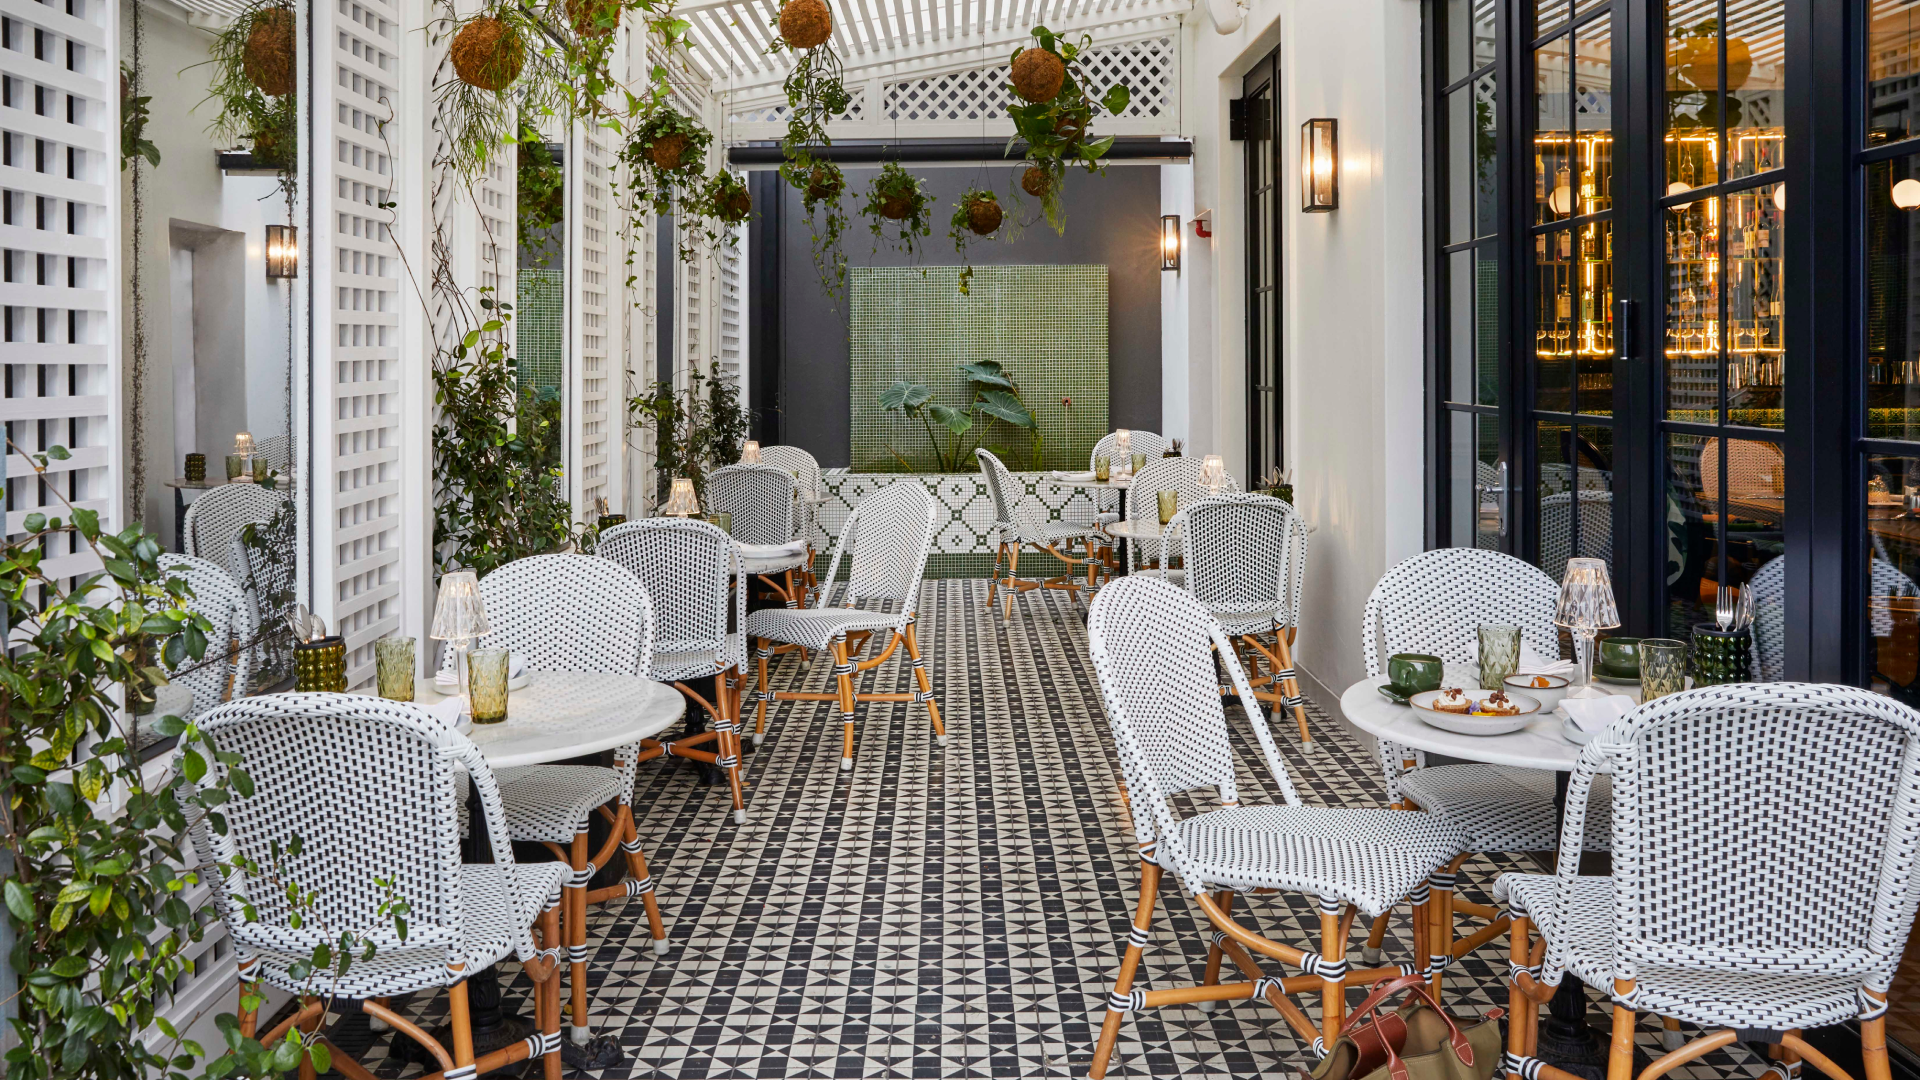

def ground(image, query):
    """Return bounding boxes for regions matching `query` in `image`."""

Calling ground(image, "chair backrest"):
[1087,576,1298,895]
[251,433,293,472]
[1539,490,1613,585]
[437,554,652,676]
[1176,494,1308,629]
[191,693,488,957]
[1700,437,1785,502]
[821,481,937,613]
[1748,555,1918,681]
[1132,456,1238,516]
[975,448,1025,527]
[596,518,740,677]
[758,445,823,496]
[1593,684,1920,986]
[1091,429,1167,467]
[707,463,796,546]
[1362,548,1561,678]
[182,484,292,578]
[162,554,254,717]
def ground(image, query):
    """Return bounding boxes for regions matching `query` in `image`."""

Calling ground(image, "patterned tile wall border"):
[818,470,1101,578]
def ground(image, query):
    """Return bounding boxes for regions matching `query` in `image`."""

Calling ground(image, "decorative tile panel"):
[816,469,1100,577]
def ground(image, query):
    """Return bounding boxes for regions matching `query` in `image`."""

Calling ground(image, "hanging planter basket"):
[707,173,753,224]
[1021,165,1053,198]
[451,16,526,92]
[963,193,1002,236]
[805,163,845,202]
[563,0,621,38]
[1010,47,1065,104]
[251,124,292,170]
[779,0,833,50]
[649,133,696,171]
[242,6,296,97]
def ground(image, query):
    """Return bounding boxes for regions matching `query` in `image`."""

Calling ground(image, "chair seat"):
[1002,518,1099,547]
[654,633,745,682]
[1160,805,1464,918]
[459,765,627,845]
[1208,606,1281,638]
[1400,764,1613,853]
[744,606,903,651]
[738,541,810,575]
[238,862,568,1000]
[1496,875,1867,1031]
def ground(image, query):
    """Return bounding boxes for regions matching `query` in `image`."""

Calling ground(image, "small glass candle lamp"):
[230,431,256,484]
[663,478,700,517]
[1113,430,1132,478]
[1201,455,1227,494]
[430,570,491,717]
[740,441,761,465]
[1556,557,1621,700]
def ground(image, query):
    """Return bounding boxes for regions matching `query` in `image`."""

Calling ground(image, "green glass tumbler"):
[468,648,510,724]
[374,636,415,702]
[1094,456,1111,481]
[1639,638,1689,701]
[1689,624,1752,686]
[1131,452,1147,474]
[1478,624,1520,690]
[1157,490,1178,525]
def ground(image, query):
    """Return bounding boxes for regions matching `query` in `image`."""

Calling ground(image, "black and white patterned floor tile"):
[359,580,1769,1080]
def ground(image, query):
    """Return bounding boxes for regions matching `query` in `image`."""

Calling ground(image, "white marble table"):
[1340,673,1645,771]
[415,670,686,768]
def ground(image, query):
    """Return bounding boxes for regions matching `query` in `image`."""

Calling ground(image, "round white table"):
[1340,673,1589,771]
[415,670,686,768]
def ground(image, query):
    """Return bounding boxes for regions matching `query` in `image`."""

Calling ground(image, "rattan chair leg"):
[539,908,563,1080]
[721,667,747,822]
[1865,995,1893,1080]
[567,830,592,1044]
[833,639,857,770]
[1607,980,1637,1080]
[599,806,668,952]
[1265,631,1313,744]
[903,622,946,746]
[1506,915,1533,1080]
[1661,1015,1684,1051]
[1196,890,1234,1012]
[1090,860,1162,1080]
[449,978,476,1071]
[1430,854,1466,999]
[754,641,771,745]
[1319,904,1348,1045]
[296,997,323,1080]
[989,543,1004,608]
[1004,547,1021,622]
[1362,911,1391,964]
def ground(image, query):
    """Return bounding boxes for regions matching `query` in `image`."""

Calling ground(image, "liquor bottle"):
[1730,227,1745,259]
[1605,229,1613,259]
[1581,228,1597,259]
[1536,153,1546,198]
[1559,230,1572,258]
[1556,289,1572,321]
[1537,233,1548,260]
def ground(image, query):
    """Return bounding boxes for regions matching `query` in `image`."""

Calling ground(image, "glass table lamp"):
[1113,430,1133,479]
[1201,454,1226,494]
[663,477,700,517]
[1556,557,1621,700]
[430,570,491,717]
[740,441,761,464]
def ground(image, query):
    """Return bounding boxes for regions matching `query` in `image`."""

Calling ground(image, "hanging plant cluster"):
[516,124,564,268]
[195,0,298,191]
[769,0,855,298]
[863,161,933,257]
[1004,26,1132,232]
[617,108,752,260]
[948,186,1005,295]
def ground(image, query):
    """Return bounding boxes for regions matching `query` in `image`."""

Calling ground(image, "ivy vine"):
[862,161,933,257]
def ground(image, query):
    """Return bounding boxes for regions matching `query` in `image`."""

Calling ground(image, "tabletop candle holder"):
[293,635,348,693]
[1689,623,1752,686]
[663,477,700,517]
[597,513,626,531]
[430,570,490,719]
[184,453,206,482]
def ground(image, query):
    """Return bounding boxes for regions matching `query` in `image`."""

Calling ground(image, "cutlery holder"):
[1689,623,1752,686]
[293,636,348,693]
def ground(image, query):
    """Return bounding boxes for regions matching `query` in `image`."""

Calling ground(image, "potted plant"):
[195,0,298,191]
[877,360,1042,471]
[948,185,1006,295]
[863,161,933,257]
[1004,26,1132,232]
[769,0,854,300]
[787,159,852,299]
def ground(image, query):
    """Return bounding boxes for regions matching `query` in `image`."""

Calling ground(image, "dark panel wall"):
[751,164,1163,468]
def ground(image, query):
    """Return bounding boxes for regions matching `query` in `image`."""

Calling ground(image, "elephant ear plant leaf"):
[878,361,1043,471]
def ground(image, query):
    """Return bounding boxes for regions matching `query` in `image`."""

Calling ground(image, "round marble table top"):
[1104,517,1178,541]
[1339,673,1642,772]
[416,670,686,769]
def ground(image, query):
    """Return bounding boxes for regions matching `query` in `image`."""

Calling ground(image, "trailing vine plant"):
[947,185,1005,295]
[862,160,933,257]
[1005,27,1131,232]
[796,159,851,298]
[618,107,715,261]
[516,123,564,268]
[194,0,298,196]
[769,0,853,298]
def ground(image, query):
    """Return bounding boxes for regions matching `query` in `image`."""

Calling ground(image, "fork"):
[1715,585,1735,631]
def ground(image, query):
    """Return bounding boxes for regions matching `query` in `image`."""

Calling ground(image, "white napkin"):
[435,652,527,690]
[423,695,468,730]
[1561,694,1636,733]
[1517,643,1578,678]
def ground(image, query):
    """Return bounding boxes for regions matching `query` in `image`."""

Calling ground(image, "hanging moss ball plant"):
[707,172,753,225]
[962,190,1002,235]
[633,110,711,174]
[563,0,620,37]
[1021,165,1053,198]
[779,0,833,50]
[805,163,845,202]
[863,161,932,254]
[1010,46,1065,103]
[451,15,526,92]
[242,5,296,96]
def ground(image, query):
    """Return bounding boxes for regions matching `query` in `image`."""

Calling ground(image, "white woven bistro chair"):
[162,554,255,719]
[1167,493,1313,743]
[977,448,1101,619]
[709,462,812,609]
[597,518,753,823]
[1066,430,1166,575]
[437,553,667,1048]
[1126,455,1238,575]
[1085,577,1465,1079]
[759,444,830,595]
[186,693,569,1080]
[182,482,289,575]
[744,481,944,770]
[1359,547,1614,987]
[1498,683,1920,1080]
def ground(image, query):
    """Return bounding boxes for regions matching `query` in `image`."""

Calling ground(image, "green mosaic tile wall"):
[848,265,1108,473]
[515,268,564,394]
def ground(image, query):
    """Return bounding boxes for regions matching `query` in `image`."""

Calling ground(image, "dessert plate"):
[1407,688,1540,736]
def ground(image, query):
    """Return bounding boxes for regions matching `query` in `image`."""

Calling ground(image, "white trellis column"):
[565,31,622,523]
[308,0,421,687]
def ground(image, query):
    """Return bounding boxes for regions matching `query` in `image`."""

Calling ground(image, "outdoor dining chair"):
[1066,429,1165,577]
[184,693,569,1080]
[1084,576,1464,1078]
[744,481,944,771]
[1360,547,1613,991]
[978,447,1101,620]
[597,518,753,822]
[181,481,289,576]
[1167,493,1313,743]
[437,553,666,1047]
[759,444,830,598]
[163,553,254,718]
[1127,455,1238,575]
[1498,683,1920,1080]
[709,462,811,609]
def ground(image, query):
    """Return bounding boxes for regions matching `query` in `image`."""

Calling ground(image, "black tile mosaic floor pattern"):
[360,580,1770,1079]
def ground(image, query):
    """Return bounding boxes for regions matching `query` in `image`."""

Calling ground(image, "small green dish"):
[1377,683,1417,705]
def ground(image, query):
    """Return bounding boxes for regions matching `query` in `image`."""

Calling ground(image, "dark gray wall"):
[754,164,1163,468]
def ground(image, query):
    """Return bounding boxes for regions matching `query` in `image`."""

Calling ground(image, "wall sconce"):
[1300,118,1339,212]
[1160,214,1181,272]
[1896,179,1920,210]
[265,224,299,279]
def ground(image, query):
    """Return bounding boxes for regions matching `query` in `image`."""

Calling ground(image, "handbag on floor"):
[1302,972,1504,1080]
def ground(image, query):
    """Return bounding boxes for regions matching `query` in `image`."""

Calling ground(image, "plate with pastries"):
[1406,686,1541,736]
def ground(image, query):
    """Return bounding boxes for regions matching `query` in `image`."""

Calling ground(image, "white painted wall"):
[1173,0,1427,695]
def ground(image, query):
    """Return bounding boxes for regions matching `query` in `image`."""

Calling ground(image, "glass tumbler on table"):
[468,648,511,724]
[374,636,416,702]
[1639,638,1689,701]
[1478,624,1521,690]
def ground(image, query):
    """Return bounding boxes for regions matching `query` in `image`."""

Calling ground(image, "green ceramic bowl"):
[1596,636,1642,676]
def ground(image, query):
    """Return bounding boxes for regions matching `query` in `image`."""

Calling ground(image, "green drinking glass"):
[1639,638,1689,701]
[468,648,510,724]
[1157,490,1178,525]
[1478,624,1520,690]
[375,636,416,702]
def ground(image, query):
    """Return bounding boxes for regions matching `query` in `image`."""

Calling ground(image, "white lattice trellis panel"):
[0,0,119,578]
[314,0,405,686]
[567,42,624,522]
[718,221,745,384]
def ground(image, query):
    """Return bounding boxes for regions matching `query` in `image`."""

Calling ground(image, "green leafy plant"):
[948,185,1007,295]
[695,170,753,249]
[878,360,1040,471]
[619,108,718,262]
[516,125,564,269]
[120,64,159,170]
[862,161,933,257]
[787,160,851,300]
[628,366,749,505]
[193,0,297,192]
[1004,27,1131,232]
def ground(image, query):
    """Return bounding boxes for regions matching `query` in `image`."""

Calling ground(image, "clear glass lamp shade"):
[664,477,701,517]
[1201,454,1226,493]
[232,430,255,457]
[430,570,491,640]
[1554,557,1621,630]
[740,441,761,465]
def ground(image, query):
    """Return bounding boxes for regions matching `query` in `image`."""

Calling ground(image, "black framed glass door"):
[1245,48,1283,483]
